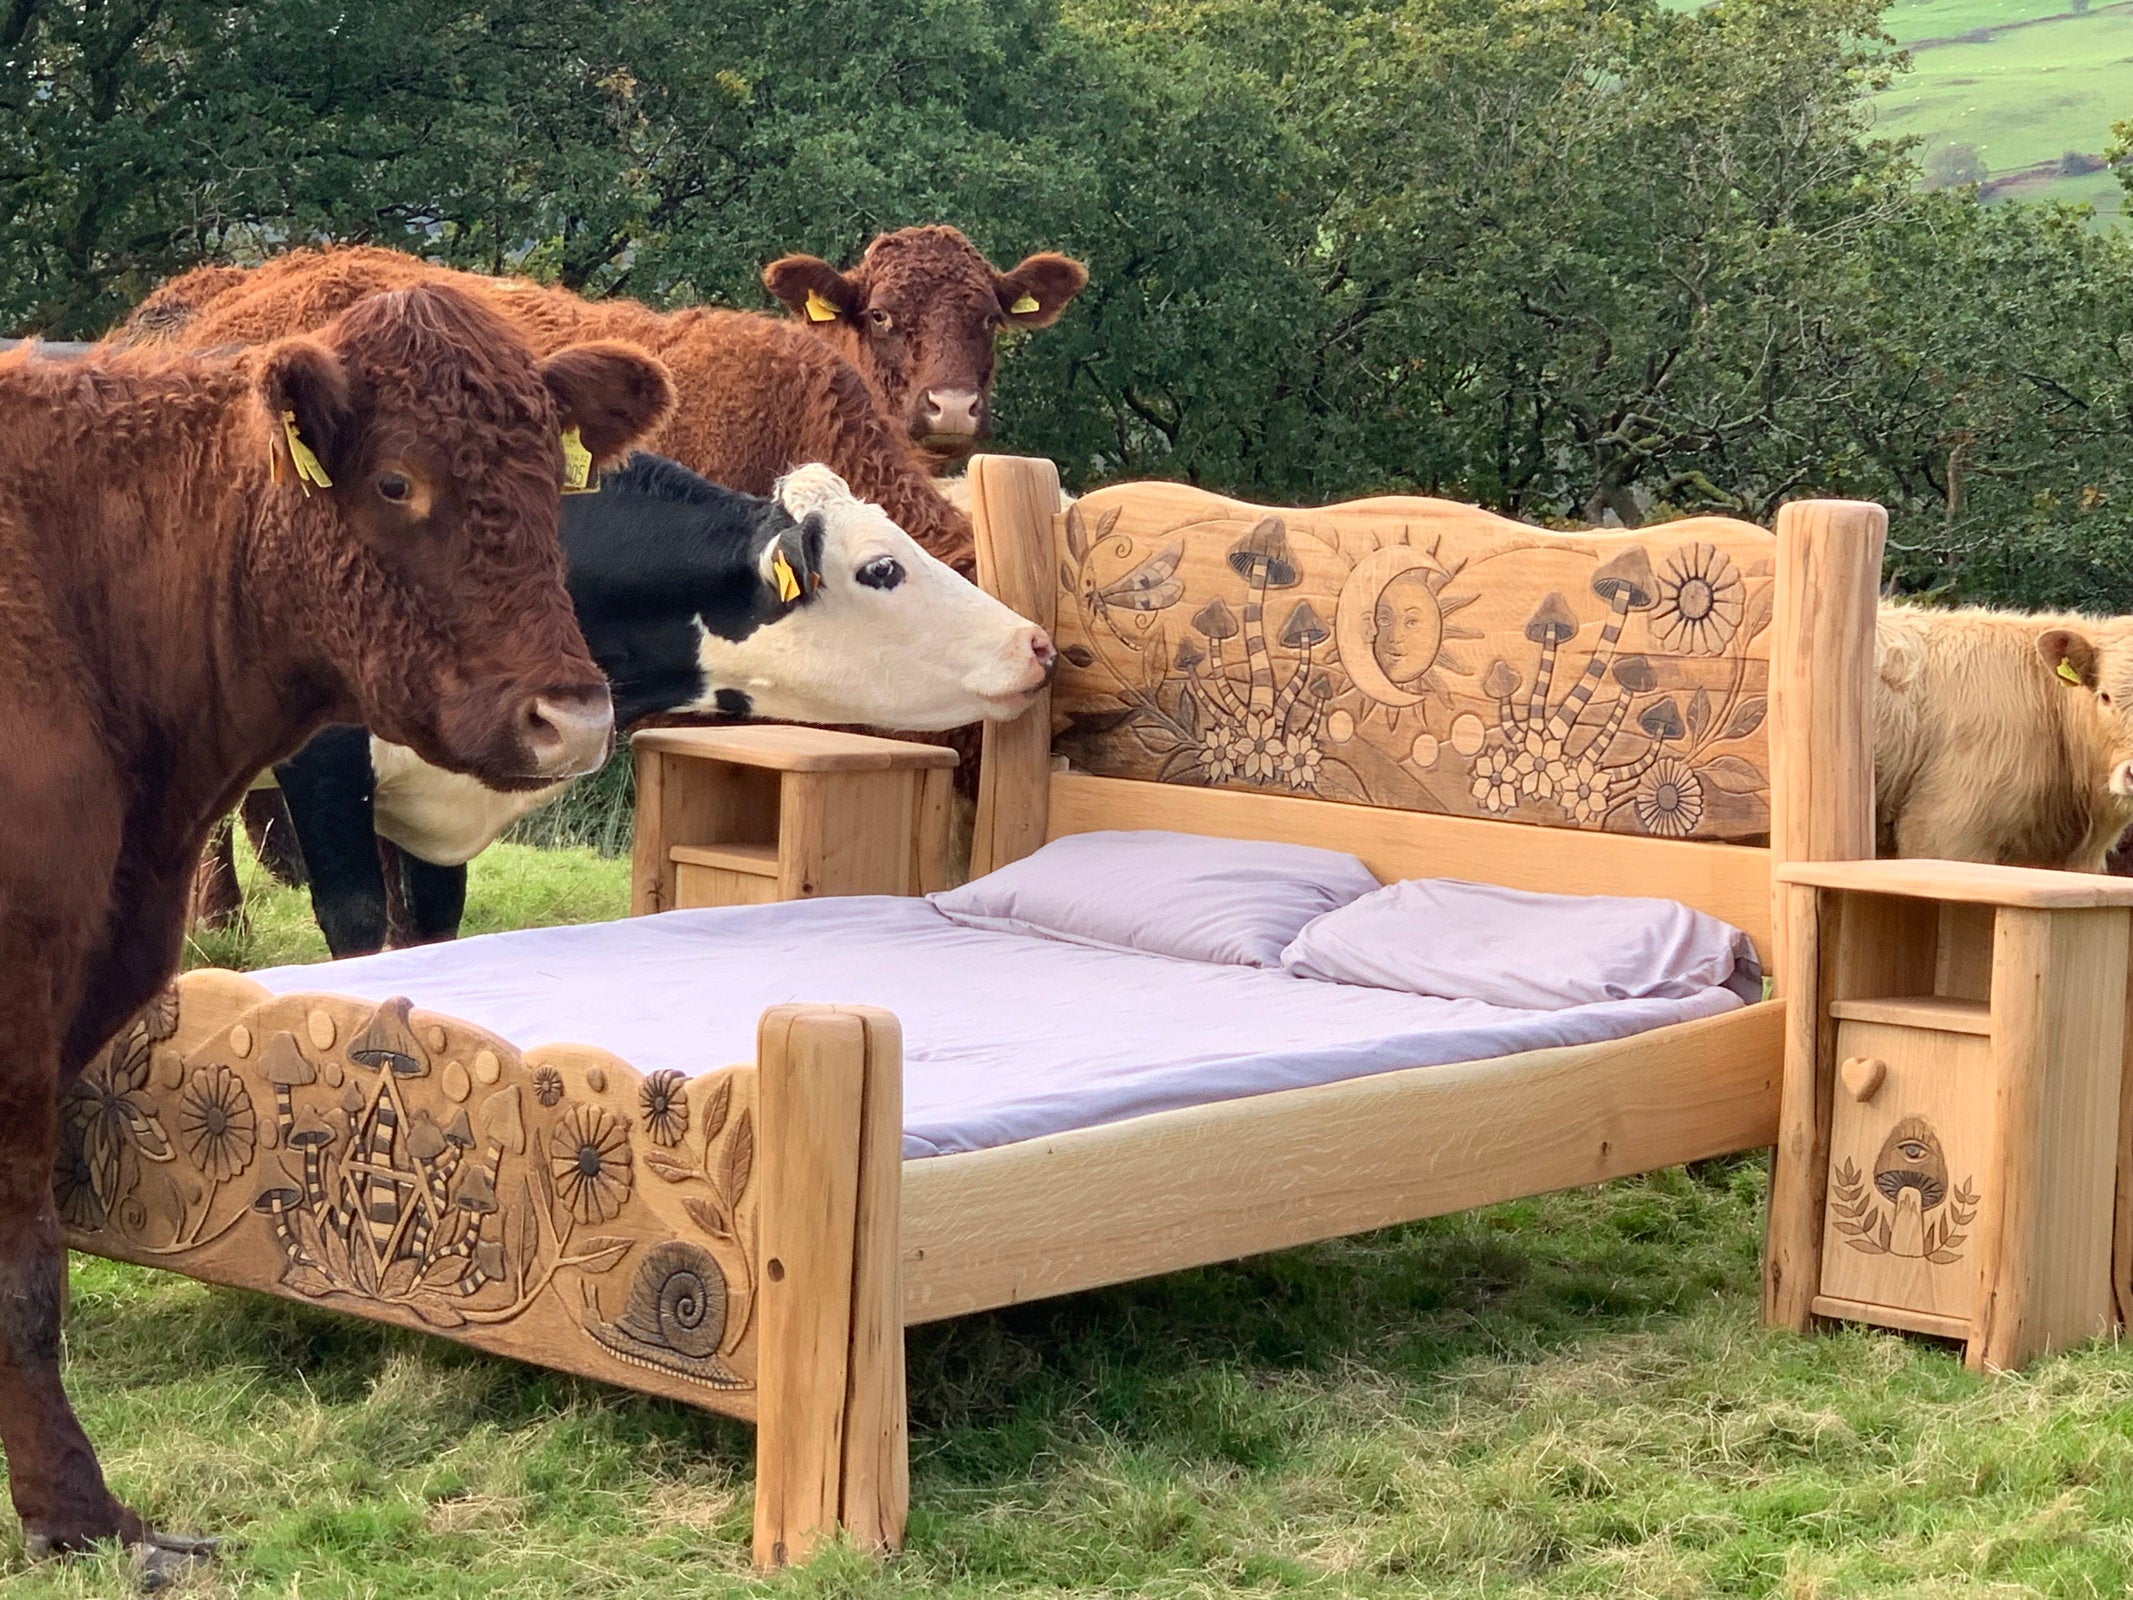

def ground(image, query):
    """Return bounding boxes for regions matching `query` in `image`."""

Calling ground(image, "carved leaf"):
[281,1262,334,1298]
[1926,1250,1962,1265]
[1065,505,1087,562]
[1724,698,1766,740]
[1741,583,1775,644]
[1060,644,1097,669]
[1700,756,1766,795]
[379,1256,420,1301]
[419,1254,470,1291]
[1059,560,1077,593]
[1094,505,1121,544]
[573,1237,633,1275]
[684,1195,732,1241]
[410,1297,468,1330]
[348,1237,381,1297]
[643,1150,696,1185]
[1874,1216,1892,1252]
[1686,688,1712,743]
[720,1110,755,1205]
[698,1075,733,1146]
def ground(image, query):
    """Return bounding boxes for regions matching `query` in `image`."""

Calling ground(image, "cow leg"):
[400,854,469,945]
[240,788,307,887]
[276,727,390,958]
[186,818,242,930]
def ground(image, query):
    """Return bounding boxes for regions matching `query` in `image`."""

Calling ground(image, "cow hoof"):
[132,1530,219,1592]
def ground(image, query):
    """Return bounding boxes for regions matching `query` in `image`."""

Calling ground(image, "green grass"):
[20,840,2133,1595]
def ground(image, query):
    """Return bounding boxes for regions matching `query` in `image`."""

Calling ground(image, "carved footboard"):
[60,970,906,1565]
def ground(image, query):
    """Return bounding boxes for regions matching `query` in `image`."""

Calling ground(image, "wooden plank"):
[1936,901,1996,1002]
[1810,1294,1969,1343]
[912,765,956,894]
[838,1008,908,1553]
[675,862,781,910]
[1778,858,2133,910]
[777,769,921,899]
[671,842,780,876]
[1046,770,1774,958]
[1767,499,1884,990]
[1826,996,1992,1036]
[1764,883,1836,1331]
[629,740,779,916]
[968,455,1062,876]
[1969,906,2128,1370]
[633,724,958,772]
[901,1001,1781,1324]
[754,1006,868,1567]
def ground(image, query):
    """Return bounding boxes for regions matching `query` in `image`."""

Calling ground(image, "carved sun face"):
[1338,541,1481,717]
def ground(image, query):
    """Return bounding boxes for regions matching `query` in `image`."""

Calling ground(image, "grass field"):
[1666,0,2130,219]
[13,841,2133,1596]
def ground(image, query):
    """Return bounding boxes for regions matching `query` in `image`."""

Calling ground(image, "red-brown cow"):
[762,225,1086,465]
[0,285,670,1577]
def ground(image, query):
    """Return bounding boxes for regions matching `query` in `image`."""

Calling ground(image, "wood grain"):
[633,725,958,772]
[1764,882,1836,1331]
[969,455,1062,875]
[1779,857,2133,909]
[901,1001,1782,1323]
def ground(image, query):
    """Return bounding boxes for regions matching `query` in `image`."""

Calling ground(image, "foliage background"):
[6,0,2133,608]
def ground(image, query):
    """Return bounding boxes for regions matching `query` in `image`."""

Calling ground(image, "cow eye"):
[856,555,905,591]
[2104,691,2116,707]
[376,472,412,504]
[867,308,893,330]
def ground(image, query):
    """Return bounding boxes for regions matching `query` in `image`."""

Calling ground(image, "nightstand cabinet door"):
[1819,1016,1991,1326]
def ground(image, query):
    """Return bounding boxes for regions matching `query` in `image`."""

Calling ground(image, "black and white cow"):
[280,455,1053,955]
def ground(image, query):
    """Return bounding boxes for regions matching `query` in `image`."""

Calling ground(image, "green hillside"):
[1670,0,2129,217]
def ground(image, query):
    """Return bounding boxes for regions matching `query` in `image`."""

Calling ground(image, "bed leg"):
[753,1004,907,1568]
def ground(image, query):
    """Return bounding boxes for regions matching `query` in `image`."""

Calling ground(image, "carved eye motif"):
[856,556,905,591]
[1898,1140,1929,1163]
[377,472,412,504]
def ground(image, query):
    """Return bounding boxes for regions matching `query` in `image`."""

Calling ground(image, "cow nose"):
[1014,627,1058,691]
[522,685,614,779]
[921,389,983,436]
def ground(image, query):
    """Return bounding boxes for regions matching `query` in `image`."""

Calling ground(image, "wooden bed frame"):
[59,456,1887,1566]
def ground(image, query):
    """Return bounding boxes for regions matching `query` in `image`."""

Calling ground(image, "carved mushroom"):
[260,1031,317,1147]
[1280,601,1329,652]
[405,1113,447,1164]
[1639,697,1686,743]
[1549,547,1660,737]
[287,1122,335,1210]
[1175,638,1204,672]
[348,996,429,1078]
[455,1163,499,1215]
[1523,592,1580,723]
[1226,517,1298,589]
[1612,655,1657,694]
[1193,598,1238,640]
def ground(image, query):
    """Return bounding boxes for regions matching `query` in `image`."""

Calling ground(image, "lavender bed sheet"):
[250,897,1744,1159]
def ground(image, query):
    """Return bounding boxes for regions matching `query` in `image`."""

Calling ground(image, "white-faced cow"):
[0,286,670,1580]
[277,459,1054,956]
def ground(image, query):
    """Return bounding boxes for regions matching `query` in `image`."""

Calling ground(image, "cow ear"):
[763,255,862,323]
[764,512,827,607]
[540,342,676,468]
[257,337,354,482]
[2039,627,2100,691]
[995,253,1088,327]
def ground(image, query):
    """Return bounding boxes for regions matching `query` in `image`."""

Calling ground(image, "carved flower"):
[65,1024,171,1222]
[1195,722,1238,785]
[1512,723,1565,801]
[549,1104,634,1223]
[1559,753,1609,827]
[1634,757,1706,837]
[1470,742,1519,814]
[52,1125,105,1232]
[1275,730,1322,792]
[177,1064,258,1183]
[1230,710,1284,786]
[533,1065,564,1107]
[639,1070,690,1147]
[1651,543,1744,657]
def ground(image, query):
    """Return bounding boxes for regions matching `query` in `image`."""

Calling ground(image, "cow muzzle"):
[916,388,985,447]
[519,684,616,780]
[974,627,1057,718]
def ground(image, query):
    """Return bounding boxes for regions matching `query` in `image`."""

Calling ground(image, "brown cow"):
[118,244,980,566]
[0,285,670,1575]
[763,225,1086,465]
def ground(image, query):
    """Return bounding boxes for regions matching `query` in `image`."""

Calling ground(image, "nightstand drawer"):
[1819,1015,1991,1326]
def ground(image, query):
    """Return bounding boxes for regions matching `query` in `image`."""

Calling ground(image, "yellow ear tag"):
[280,411,332,491]
[771,549,802,604]
[2058,659,2084,686]
[803,289,840,323]
[1009,293,1041,315]
[559,426,596,494]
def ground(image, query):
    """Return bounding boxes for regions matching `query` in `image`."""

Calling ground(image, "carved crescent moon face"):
[1336,547,1445,709]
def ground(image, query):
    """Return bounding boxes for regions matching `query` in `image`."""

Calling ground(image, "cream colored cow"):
[1875,602,2133,872]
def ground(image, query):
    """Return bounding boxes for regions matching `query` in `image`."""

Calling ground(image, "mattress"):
[250,897,1744,1159]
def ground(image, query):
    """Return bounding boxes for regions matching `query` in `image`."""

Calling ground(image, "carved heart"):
[1840,1056,1886,1103]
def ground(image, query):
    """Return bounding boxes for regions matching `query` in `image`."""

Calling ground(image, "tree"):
[1925,142,1988,189]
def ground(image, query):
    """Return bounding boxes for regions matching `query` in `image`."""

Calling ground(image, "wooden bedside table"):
[630,726,959,915]
[1765,857,2133,1371]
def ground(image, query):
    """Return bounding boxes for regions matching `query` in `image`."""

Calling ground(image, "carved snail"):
[583,1240,745,1389]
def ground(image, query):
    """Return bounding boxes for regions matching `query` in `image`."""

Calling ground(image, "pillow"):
[1280,877,1761,1010]
[929,830,1381,967]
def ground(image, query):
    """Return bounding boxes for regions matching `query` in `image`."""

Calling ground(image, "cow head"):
[694,465,1054,731]
[2040,624,2133,796]
[763,226,1087,463]
[259,284,673,789]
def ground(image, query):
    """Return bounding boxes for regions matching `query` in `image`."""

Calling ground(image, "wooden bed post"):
[1762,498,1885,1332]
[968,454,1062,878]
[752,1004,907,1567]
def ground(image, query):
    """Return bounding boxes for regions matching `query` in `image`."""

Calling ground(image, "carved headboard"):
[963,458,1884,985]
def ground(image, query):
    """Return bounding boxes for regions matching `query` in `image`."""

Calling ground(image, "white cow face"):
[694,464,1055,732]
